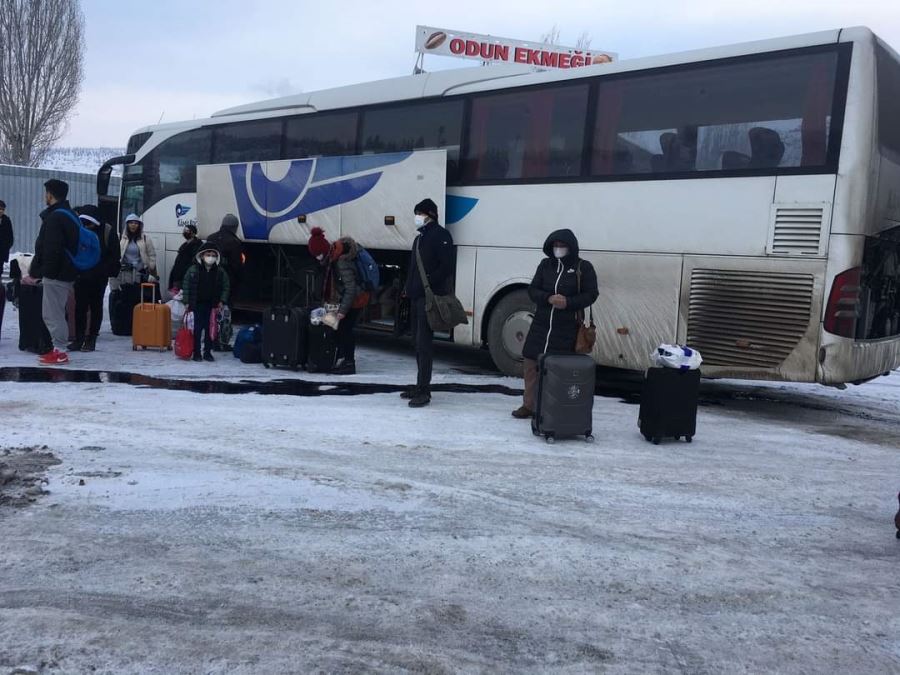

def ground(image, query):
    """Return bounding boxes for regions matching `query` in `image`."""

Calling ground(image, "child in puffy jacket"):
[181,242,230,362]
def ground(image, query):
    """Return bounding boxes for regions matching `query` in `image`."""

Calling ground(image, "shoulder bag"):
[415,239,469,332]
[574,260,597,354]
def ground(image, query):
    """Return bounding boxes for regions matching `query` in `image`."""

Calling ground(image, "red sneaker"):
[38,349,69,366]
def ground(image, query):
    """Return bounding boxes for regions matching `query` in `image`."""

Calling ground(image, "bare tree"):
[576,31,592,50]
[0,0,85,166]
[540,25,561,46]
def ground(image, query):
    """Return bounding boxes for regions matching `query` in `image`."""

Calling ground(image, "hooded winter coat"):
[181,246,230,308]
[29,200,80,282]
[206,221,242,273]
[521,229,599,361]
[119,227,157,273]
[323,237,362,316]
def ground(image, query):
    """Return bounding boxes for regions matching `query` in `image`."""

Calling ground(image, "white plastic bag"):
[653,344,703,371]
[166,292,185,324]
[310,307,326,325]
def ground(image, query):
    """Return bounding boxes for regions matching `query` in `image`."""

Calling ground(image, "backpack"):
[354,247,380,292]
[61,209,101,271]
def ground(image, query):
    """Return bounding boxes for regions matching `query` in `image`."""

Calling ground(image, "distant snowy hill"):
[40,147,125,176]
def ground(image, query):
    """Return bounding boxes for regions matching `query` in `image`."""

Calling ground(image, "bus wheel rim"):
[501,310,532,361]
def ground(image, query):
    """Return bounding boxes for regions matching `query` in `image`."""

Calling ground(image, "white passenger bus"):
[98,26,900,385]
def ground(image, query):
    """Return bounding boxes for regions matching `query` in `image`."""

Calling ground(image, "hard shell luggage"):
[305,323,337,373]
[262,307,307,370]
[638,367,701,445]
[132,283,171,351]
[17,283,52,354]
[531,353,596,444]
[109,283,141,336]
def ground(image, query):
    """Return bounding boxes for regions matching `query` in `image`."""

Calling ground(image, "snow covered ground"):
[0,301,899,673]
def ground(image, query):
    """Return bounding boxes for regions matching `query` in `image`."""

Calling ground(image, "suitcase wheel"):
[652,437,661,445]
[685,436,693,443]
[545,435,555,445]
[585,434,594,443]
[263,362,271,369]
[132,346,137,351]
[643,433,652,443]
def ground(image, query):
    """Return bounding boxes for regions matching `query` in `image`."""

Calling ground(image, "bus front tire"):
[487,289,534,378]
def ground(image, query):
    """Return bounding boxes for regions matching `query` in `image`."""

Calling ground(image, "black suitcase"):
[531,354,595,443]
[262,306,307,370]
[306,324,337,373]
[17,283,52,354]
[109,283,141,336]
[638,367,701,444]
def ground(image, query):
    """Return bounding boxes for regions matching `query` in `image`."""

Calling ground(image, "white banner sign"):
[415,25,615,69]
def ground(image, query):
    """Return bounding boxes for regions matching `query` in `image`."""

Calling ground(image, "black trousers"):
[336,307,360,363]
[411,297,434,391]
[193,303,213,356]
[74,277,107,338]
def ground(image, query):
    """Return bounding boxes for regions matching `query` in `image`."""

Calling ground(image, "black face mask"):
[182,232,192,240]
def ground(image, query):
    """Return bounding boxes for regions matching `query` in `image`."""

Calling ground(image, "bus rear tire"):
[487,289,534,378]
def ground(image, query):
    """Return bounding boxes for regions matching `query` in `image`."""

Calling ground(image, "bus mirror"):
[96,154,135,197]
[384,216,396,226]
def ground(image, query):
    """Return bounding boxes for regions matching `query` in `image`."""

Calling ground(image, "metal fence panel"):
[0,164,122,254]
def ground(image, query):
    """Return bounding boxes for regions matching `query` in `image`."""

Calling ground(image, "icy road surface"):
[0,304,899,673]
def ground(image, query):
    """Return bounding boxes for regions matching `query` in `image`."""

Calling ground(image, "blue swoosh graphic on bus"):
[230,152,412,240]
[446,195,478,225]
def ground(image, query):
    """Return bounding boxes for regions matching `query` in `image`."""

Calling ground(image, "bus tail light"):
[823,267,862,338]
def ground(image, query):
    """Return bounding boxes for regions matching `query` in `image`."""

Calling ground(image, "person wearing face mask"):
[513,229,599,419]
[181,242,230,362]
[118,213,157,283]
[402,198,455,408]
[168,223,202,293]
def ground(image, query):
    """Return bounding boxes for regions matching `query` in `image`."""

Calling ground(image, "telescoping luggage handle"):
[139,282,157,308]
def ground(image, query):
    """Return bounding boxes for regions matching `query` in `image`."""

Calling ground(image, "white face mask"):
[203,255,217,267]
[414,214,426,227]
[553,246,569,259]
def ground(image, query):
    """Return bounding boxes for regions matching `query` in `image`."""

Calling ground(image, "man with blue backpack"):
[30,179,99,365]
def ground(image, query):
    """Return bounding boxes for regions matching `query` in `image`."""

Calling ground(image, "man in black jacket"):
[29,179,79,365]
[0,200,13,267]
[69,205,121,352]
[402,198,454,408]
[206,213,243,300]
[168,223,201,291]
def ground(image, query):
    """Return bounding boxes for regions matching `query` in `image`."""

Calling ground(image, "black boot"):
[400,387,418,400]
[333,359,356,375]
[408,390,431,408]
[81,336,97,352]
[66,337,83,352]
[192,353,202,362]
[203,351,215,362]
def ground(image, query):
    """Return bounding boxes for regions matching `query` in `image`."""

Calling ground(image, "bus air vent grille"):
[687,269,814,369]
[768,204,828,256]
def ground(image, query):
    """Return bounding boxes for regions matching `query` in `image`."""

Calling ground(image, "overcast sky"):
[65,0,900,147]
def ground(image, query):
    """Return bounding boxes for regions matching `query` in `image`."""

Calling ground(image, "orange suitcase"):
[132,283,171,351]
